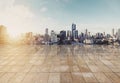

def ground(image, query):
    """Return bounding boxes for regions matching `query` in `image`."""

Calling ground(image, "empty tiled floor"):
[0,45,120,83]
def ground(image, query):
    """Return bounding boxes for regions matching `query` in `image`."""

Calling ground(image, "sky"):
[0,0,120,37]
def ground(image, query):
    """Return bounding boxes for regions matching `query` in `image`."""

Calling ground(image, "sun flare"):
[7,28,23,39]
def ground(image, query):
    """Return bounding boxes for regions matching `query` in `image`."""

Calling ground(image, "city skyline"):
[0,0,120,37]
[1,23,119,36]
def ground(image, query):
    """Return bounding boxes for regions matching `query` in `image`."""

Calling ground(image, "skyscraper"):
[117,29,120,40]
[72,23,76,30]
[112,28,115,37]
[45,28,48,35]
[67,30,70,38]
[72,23,76,39]
[59,30,66,44]
[67,30,71,40]
[51,30,57,43]
[73,30,78,39]
[85,29,88,36]
[44,28,49,43]
[60,30,66,40]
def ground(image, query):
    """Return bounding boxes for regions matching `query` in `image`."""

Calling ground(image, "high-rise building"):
[70,31,72,37]
[73,30,78,39]
[103,32,105,36]
[117,29,120,40]
[60,30,66,40]
[67,30,70,38]
[59,30,66,44]
[88,32,91,38]
[72,23,76,30]
[0,25,8,44]
[51,30,57,43]
[67,30,71,40]
[72,23,76,38]
[44,28,49,43]
[72,23,76,39]
[45,28,48,35]
[85,29,88,36]
[112,28,115,37]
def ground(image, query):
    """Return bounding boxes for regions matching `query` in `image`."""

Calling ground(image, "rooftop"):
[0,45,120,83]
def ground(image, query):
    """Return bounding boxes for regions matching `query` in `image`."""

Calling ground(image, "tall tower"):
[117,29,120,40]
[67,30,70,38]
[112,28,115,37]
[45,28,48,35]
[72,23,76,39]
[44,28,49,43]
[85,29,88,35]
[51,30,57,43]
[73,30,78,39]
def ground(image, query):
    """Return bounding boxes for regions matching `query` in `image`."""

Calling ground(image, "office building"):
[117,29,120,40]
[51,30,57,43]
[67,30,72,40]
[45,28,48,35]
[44,28,49,43]
[60,30,66,40]
[73,30,78,39]
[85,29,88,38]
[112,28,115,37]
[67,30,70,38]
[72,23,76,38]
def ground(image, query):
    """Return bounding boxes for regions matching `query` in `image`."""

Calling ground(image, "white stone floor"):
[0,45,120,83]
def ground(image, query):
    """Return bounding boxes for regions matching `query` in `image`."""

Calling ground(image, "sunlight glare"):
[7,28,22,39]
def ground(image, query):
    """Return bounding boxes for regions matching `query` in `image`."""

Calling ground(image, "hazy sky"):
[0,0,120,36]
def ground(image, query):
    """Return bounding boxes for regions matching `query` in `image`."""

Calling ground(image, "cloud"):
[105,0,120,13]
[39,1,48,6]
[55,0,70,2]
[40,7,48,13]
[0,0,60,36]
[0,0,36,36]
[0,0,15,8]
